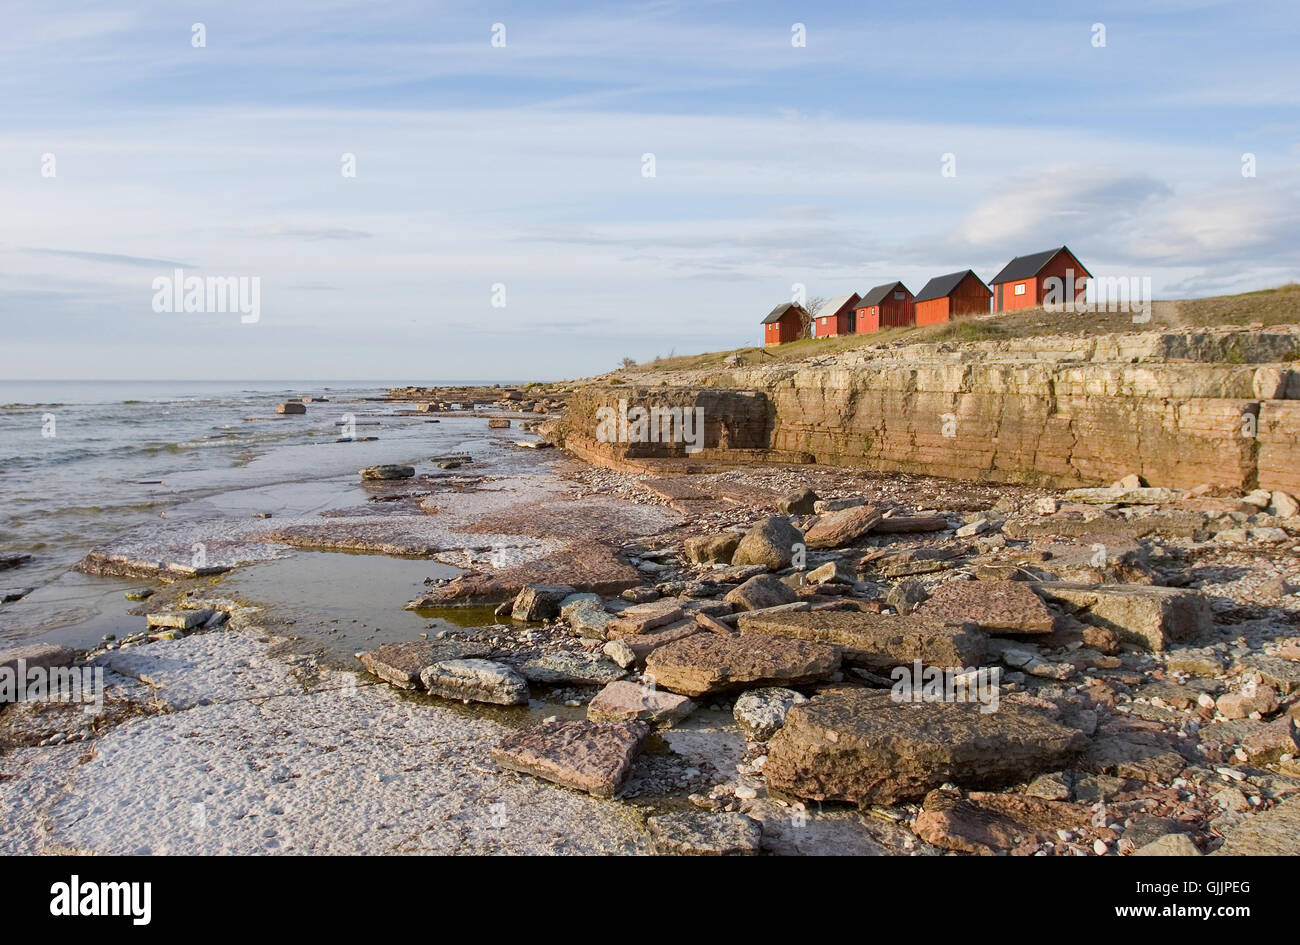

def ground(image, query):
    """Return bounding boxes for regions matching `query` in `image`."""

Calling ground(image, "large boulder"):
[491,720,649,798]
[723,574,799,611]
[511,584,576,621]
[777,488,818,515]
[766,689,1088,805]
[731,517,803,570]
[683,534,742,565]
[644,632,840,698]
[736,610,986,672]
[1031,583,1210,651]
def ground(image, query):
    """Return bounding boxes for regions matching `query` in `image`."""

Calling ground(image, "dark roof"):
[858,281,911,307]
[913,270,989,303]
[762,301,804,324]
[989,245,1091,284]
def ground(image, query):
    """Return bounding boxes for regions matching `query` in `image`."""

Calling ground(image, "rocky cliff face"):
[562,327,1300,491]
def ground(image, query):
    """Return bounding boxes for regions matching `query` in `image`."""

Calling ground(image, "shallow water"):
[218,550,463,662]
[0,380,538,648]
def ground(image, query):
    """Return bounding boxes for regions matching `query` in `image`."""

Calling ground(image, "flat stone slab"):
[357,640,491,689]
[516,652,626,687]
[408,544,641,608]
[492,720,649,798]
[736,610,986,672]
[916,580,1055,634]
[605,598,684,635]
[1164,645,1228,676]
[766,689,1089,805]
[870,547,962,577]
[645,633,841,698]
[1061,487,1182,505]
[1240,654,1300,696]
[419,659,529,705]
[586,680,696,726]
[1134,833,1202,856]
[1211,796,1300,856]
[1031,583,1210,651]
[146,609,213,630]
[97,630,341,710]
[646,811,762,855]
[872,514,948,534]
[913,789,1095,855]
[803,505,882,549]
[613,618,702,663]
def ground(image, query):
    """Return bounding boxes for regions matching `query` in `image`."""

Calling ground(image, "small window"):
[821,317,827,325]
[1014,283,1026,296]
[893,291,905,300]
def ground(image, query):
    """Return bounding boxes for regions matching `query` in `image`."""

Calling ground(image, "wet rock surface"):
[357,640,492,689]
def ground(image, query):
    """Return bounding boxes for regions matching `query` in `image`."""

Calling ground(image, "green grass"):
[616,283,1300,377]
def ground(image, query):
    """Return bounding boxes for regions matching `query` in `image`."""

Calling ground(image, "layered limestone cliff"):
[557,327,1300,492]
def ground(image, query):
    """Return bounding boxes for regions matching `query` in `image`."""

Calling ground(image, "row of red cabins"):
[762,245,1091,345]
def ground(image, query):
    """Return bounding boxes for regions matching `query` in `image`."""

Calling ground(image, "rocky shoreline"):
[4,395,1300,855]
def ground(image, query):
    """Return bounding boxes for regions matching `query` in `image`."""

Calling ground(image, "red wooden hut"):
[811,293,862,337]
[913,270,992,326]
[855,281,914,333]
[989,245,1091,312]
[762,301,810,346]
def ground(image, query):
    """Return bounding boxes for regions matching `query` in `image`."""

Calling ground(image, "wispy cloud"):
[0,1,1296,380]
[20,247,195,268]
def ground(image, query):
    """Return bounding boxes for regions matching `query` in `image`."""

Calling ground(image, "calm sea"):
[0,379,504,593]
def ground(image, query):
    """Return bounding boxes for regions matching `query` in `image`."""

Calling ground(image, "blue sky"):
[1,0,1298,380]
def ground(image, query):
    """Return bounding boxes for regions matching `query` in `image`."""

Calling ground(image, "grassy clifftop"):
[619,283,1300,377]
